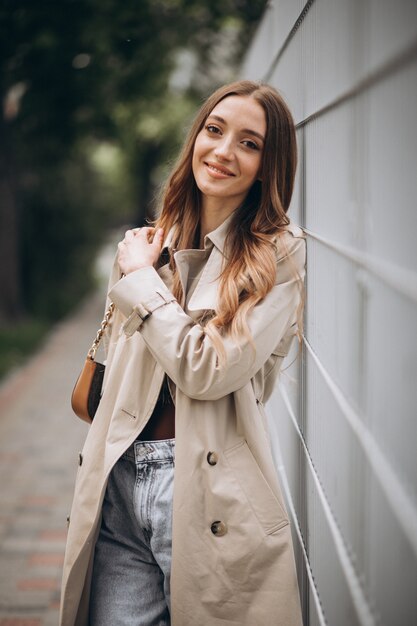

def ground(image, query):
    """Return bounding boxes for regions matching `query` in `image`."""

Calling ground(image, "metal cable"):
[302,337,417,560]
[263,0,316,82]
[274,460,328,625]
[296,38,417,128]
[277,384,378,626]
[303,227,417,304]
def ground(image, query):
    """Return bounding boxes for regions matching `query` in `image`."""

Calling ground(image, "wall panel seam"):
[263,0,316,82]
[303,227,417,303]
[268,412,328,626]
[296,38,417,127]
[303,337,417,558]
[277,384,377,626]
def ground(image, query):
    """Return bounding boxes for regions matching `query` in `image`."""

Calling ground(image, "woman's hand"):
[117,227,164,275]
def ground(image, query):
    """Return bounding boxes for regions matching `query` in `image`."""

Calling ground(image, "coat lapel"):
[171,246,224,312]
[182,246,224,312]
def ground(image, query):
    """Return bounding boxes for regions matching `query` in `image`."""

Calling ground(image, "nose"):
[214,135,234,161]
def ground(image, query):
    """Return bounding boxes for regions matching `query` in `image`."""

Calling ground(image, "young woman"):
[60,80,306,626]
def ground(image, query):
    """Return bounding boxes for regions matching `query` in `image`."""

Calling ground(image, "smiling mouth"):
[205,162,235,176]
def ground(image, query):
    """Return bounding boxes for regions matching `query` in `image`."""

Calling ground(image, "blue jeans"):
[89,439,175,626]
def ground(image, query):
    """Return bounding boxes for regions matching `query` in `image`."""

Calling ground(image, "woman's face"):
[192,95,266,213]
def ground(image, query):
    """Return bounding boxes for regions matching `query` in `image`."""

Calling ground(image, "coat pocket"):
[224,440,288,535]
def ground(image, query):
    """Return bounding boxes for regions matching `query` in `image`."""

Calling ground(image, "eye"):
[242,139,260,151]
[205,124,222,135]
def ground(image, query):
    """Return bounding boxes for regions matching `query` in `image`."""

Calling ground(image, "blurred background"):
[0,0,266,378]
[1,1,417,625]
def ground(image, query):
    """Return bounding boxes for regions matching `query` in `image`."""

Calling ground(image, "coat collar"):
[202,210,235,255]
[163,213,235,313]
[161,210,235,255]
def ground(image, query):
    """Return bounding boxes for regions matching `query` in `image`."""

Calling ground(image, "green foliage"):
[0,319,48,379]
[19,152,111,320]
[0,0,267,372]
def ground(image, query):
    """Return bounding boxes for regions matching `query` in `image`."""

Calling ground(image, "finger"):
[137,226,154,239]
[151,228,164,250]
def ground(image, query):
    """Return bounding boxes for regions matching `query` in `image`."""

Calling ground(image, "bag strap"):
[87,302,115,360]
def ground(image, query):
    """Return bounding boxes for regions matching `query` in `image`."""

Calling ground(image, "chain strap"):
[87,302,115,360]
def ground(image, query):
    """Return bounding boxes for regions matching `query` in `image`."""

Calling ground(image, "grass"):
[0,320,49,381]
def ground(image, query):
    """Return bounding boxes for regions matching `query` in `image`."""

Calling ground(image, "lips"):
[204,161,235,177]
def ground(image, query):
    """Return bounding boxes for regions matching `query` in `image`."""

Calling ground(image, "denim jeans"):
[89,439,175,626]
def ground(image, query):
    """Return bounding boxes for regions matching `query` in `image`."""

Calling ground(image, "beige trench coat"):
[60,217,306,626]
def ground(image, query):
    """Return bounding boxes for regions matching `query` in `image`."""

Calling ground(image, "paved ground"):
[0,244,116,626]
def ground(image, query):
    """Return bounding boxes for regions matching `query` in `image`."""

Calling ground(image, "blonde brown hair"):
[156,80,302,360]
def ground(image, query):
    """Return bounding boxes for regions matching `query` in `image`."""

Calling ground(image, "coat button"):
[66,515,70,528]
[78,452,83,466]
[207,451,218,466]
[211,520,227,536]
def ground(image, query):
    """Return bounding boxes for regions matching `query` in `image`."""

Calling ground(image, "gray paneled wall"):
[241,1,417,625]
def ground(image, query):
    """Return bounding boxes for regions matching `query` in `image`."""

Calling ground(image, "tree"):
[0,0,266,323]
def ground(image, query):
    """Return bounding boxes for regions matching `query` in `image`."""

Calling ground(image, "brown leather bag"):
[71,302,114,423]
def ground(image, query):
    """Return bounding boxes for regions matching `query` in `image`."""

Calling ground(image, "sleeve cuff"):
[108,266,176,336]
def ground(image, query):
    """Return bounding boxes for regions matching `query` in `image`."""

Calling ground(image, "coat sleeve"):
[108,231,306,401]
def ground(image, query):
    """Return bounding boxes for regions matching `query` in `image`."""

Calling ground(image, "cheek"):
[192,135,204,176]
[243,156,262,183]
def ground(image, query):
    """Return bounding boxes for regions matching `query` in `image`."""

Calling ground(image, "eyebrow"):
[208,114,265,143]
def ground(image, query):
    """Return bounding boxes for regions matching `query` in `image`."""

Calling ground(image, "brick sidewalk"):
[0,291,106,626]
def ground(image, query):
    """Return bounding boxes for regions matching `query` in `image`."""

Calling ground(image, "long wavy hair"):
[155,80,301,360]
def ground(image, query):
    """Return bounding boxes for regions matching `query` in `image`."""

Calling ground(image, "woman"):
[60,80,305,626]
